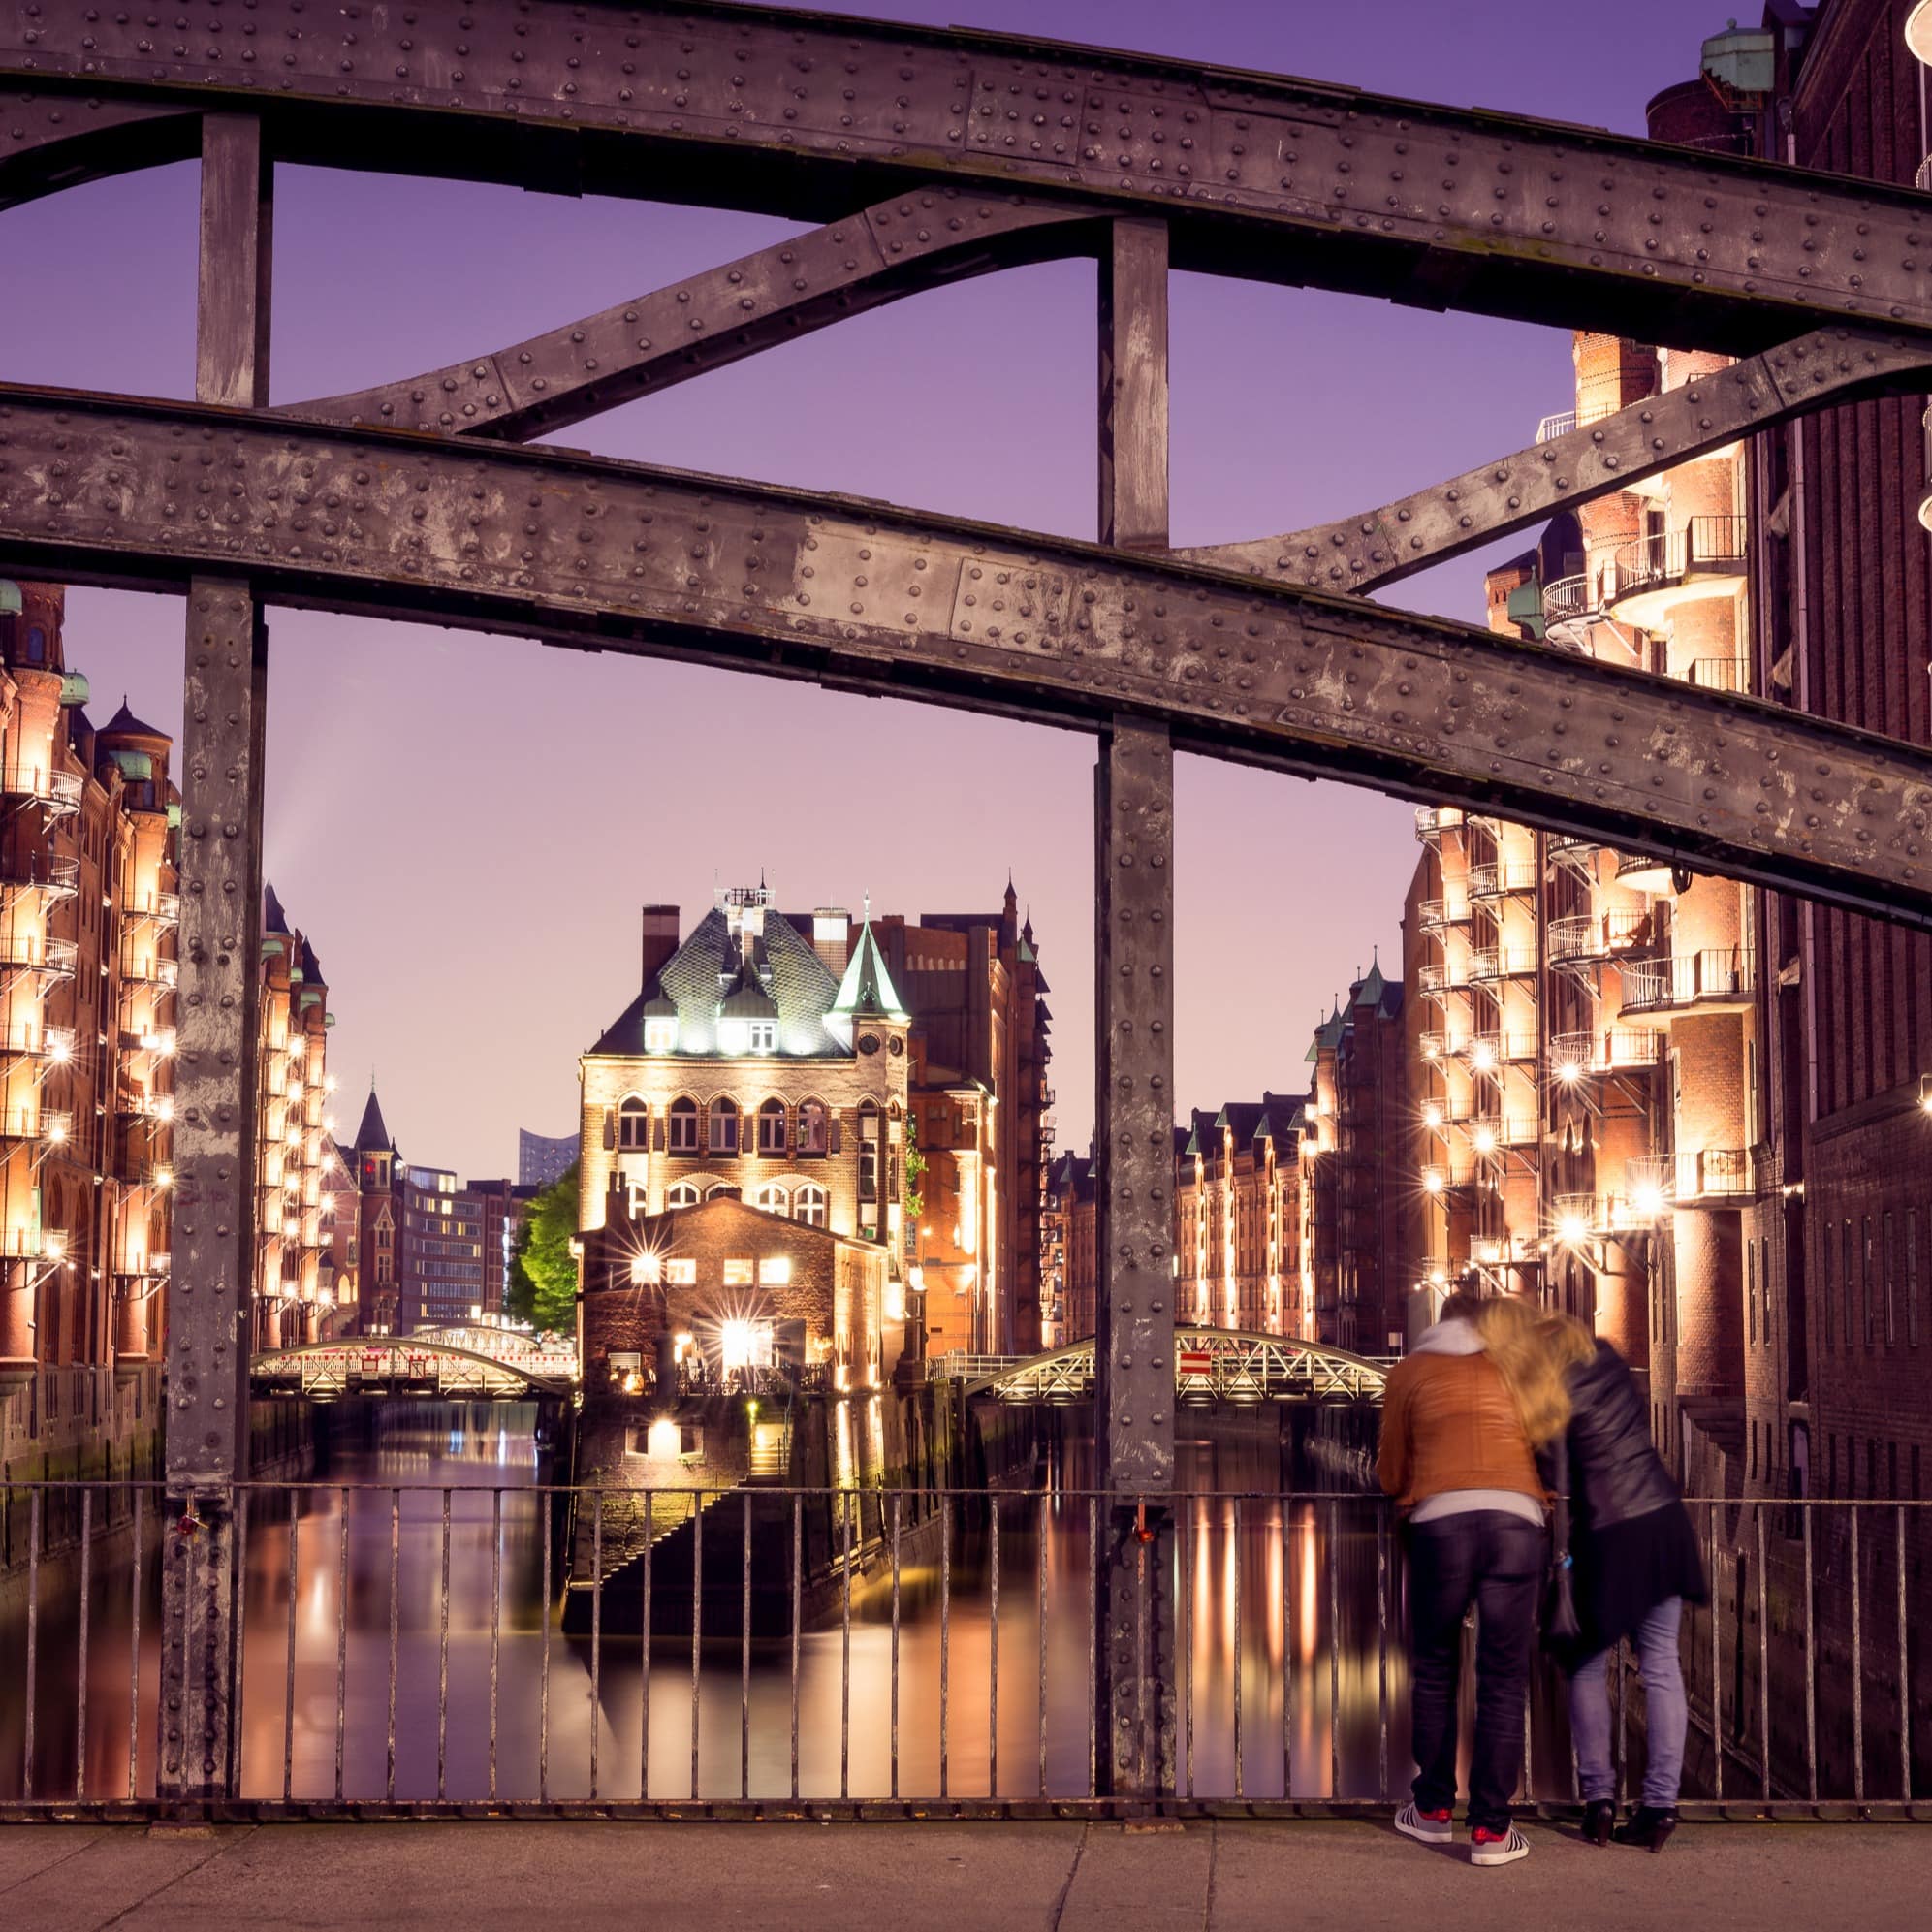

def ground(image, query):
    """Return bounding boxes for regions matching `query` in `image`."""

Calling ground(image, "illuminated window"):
[668,1097,699,1154]
[664,1259,697,1286]
[618,1095,649,1150]
[756,1098,786,1156]
[644,1014,678,1053]
[758,1256,791,1286]
[705,1182,738,1201]
[749,1020,777,1053]
[753,1183,789,1216]
[666,1183,700,1210]
[796,1099,828,1156]
[795,1185,828,1229]
[858,1102,880,1203]
[710,1098,740,1155]
[723,1258,755,1286]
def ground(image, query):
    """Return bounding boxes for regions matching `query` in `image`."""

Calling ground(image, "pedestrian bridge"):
[249,1339,575,1402]
[945,1330,1390,1405]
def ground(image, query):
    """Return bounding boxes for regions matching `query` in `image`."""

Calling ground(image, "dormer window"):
[748,1019,777,1054]
[645,1016,677,1053]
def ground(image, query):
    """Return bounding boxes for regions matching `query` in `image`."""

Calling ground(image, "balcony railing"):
[1416,896,1468,931]
[0,1106,72,1143]
[1689,657,1747,692]
[128,890,181,926]
[1535,408,1576,443]
[1467,859,1537,899]
[1413,806,1461,840]
[119,1027,177,1059]
[1621,946,1756,1017]
[0,1022,76,1061]
[1548,1027,1662,1079]
[1626,1147,1759,1207]
[117,1091,174,1122]
[1539,573,1591,630]
[1548,906,1650,963]
[114,1251,172,1279]
[0,853,79,899]
[0,932,78,975]
[0,767,83,812]
[1467,1114,1537,1153]
[120,953,179,989]
[1468,944,1536,982]
[1463,1030,1536,1069]
[1607,515,1749,612]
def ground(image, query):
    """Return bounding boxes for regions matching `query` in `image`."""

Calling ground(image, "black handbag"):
[1541,1438,1583,1649]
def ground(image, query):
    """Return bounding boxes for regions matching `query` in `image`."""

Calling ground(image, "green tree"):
[507,1161,580,1336]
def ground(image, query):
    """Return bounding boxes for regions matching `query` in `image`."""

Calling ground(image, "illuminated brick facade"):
[580,882,1050,1360]
[0,581,176,1468]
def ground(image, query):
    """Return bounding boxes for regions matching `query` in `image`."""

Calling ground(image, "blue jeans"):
[1568,1597,1686,1807]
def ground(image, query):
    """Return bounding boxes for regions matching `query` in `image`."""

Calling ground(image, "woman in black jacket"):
[1475,1302,1707,1852]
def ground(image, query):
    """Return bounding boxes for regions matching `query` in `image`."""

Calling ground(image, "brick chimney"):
[641,905,680,991]
[812,908,850,980]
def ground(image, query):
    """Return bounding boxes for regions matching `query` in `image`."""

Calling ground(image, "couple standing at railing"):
[1378,1293,1706,1867]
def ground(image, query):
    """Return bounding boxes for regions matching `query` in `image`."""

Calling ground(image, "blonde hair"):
[1473,1299,1597,1448]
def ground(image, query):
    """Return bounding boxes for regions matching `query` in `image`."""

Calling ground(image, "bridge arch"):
[249,1339,574,1401]
[963,1328,1388,1404]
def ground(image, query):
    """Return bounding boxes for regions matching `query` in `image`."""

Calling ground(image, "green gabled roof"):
[1351,959,1386,1009]
[832,918,907,1022]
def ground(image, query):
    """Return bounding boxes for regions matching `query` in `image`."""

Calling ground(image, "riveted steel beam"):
[157,114,271,1808]
[290,192,1091,442]
[1,389,1930,927]
[1185,326,1932,591]
[9,5,1932,352]
[0,87,199,208]
[1093,718,1177,1797]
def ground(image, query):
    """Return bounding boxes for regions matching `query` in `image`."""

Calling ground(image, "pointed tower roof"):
[1351,958,1386,1008]
[101,697,167,741]
[263,881,291,937]
[354,1083,395,1153]
[832,918,908,1021]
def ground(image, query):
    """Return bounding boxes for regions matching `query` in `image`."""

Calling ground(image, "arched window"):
[706,1182,740,1202]
[795,1185,828,1229]
[756,1097,786,1156]
[858,1101,881,1204]
[666,1182,700,1210]
[24,625,45,664]
[668,1097,699,1155]
[753,1183,789,1217]
[618,1094,649,1151]
[709,1097,740,1156]
[797,1098,828,1157]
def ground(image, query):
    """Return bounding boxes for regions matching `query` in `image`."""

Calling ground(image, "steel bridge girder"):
[0,388,1928,926]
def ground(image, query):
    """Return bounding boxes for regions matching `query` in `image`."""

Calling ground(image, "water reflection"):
[0,1405,1574,1803]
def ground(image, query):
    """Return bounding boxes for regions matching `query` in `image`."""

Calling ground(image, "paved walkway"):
[1,1819,1927,1929]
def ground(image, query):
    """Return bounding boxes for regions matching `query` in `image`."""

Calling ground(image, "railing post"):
[158,111,271,1807]
[1093,214,1176,1803]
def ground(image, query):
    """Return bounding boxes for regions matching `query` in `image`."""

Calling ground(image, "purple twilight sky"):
[2,0,1723,1180]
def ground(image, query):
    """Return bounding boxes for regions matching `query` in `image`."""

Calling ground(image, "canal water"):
[2,1402,1584,1804]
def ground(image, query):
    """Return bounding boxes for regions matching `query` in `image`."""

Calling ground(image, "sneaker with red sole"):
[1469,1824,1531,1867]
[1393,1803,1454,1845]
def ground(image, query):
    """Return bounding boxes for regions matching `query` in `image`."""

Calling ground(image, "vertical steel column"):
[1093,215,1175,1801]
[157,112,271,1806]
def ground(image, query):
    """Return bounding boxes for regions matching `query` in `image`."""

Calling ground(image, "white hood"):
[1412,1316,1486,1357]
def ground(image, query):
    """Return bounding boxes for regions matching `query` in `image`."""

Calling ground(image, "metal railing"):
[1548,906,1649,963]
[1608,515,1750,604]
[1462,1030,1536,1069]
[1547,1027,1661,1078]
[1468,944,1536,982]
[1621,946,1757,1016]
[1467,859,1537,899]
[0,767,83,810]
[0,853,79,897]
[1690,657,1748,692]
[1535,408,1576,443]
[3,1480,1924,1819]
[1412,806,1460,839]
[0,932,78,974]
[1625,1147,1758,1205]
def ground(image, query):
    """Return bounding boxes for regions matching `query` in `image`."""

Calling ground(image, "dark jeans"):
[1406,1510,1543,1833]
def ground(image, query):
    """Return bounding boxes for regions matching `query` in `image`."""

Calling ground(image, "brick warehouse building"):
[0,582,178,1476]
[578,881,1051,1365]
